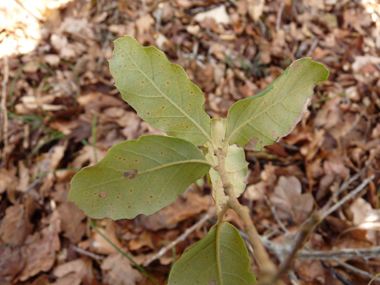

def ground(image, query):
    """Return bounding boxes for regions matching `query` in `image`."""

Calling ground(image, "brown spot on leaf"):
[124,169,138,179]
[99,191,107,198]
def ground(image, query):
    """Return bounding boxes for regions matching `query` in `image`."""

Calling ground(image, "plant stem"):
[214,148,284,285]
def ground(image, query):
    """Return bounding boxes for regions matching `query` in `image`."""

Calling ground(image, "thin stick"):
[320,168,367,214]
[272,212,321,283]
[276,1,285,32]
[297,246,380,260]
[92,114,98,163]
[73,245,105,261]
[321,174,375,220]
[1,55,9,164]
[333,258,380,282]
[269,172,375,284]
[143,208,216,267]
[263,195,292,238]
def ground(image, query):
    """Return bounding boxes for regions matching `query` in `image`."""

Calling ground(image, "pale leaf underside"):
[226,58,329,150]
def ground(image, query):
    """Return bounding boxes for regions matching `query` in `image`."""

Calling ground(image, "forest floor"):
[1,0,380,284]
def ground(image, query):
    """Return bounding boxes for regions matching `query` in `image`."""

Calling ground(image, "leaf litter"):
[1,0,380,284]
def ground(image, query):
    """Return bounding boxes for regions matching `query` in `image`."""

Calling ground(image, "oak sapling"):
[68,36,329,284]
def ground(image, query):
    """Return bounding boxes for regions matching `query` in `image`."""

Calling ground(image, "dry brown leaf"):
[19,211,61,281]
[194,5,231,25]
[141,191,212,231]
[101,253,143,285]
[0,168,17,195]
[57,202,86,244]
[323,153,350,180]
[52,257,94,285]
[0,247,24,283]
[294,259,325,283]
[0,204,33,246]
[348,198,380,243]
[71,145,107,169]
[247,0,264,22]
[129,230,154,251]
[270,176,314,225]
[136,14,155,35]
[78,219,121,255]
[77,92,124,112]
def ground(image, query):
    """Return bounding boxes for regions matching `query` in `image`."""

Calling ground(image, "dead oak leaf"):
[57,201,86,244]
[19,211,61,281]
[101,253,143,285]
[52,257,94,285]
[270,176,314,225]
[0,204,33,246]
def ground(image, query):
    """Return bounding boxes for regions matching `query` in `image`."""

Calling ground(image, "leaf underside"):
[168,222,256,285]
[68,135,211,220]
[206,144,248,206]
[109,36,211,146]
[226,58,329,150]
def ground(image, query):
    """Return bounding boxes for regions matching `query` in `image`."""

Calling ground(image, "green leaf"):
[226,58,329,150]
[68,135,211,220]
[168,222,256,285]
[109,36,211,146]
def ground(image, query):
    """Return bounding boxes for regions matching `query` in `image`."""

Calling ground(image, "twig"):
[297,246,380,260]
[214,148,283,285]
[263,195,292,238]
[306,38,319,57]
[333,258,380,283]
[92,114,98,163]
[272,212,321,283]
[1,55,9,164]
[261,239,380,261]
[24,147,54,195]
[269,172,375,283]
[321,260,355,285]
[73,245,105,261]
[154,2,163,31]
[143,208,216,267]
[276,1,285,32]
[320,174,375,220]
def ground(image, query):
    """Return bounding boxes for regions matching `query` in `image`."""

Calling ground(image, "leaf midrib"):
[119,41,211,142]
[75,159,212,191]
